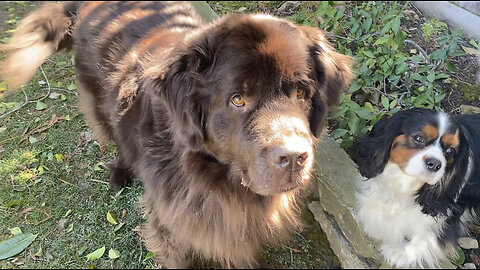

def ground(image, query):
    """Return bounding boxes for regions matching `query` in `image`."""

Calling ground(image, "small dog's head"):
[350,108,461,186]
[149,14,353,196]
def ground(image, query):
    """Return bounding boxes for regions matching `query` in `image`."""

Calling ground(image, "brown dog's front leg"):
[106,154,133,190]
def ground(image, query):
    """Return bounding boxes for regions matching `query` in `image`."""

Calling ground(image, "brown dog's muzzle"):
[247,99,315,195]
[268,147,309,170]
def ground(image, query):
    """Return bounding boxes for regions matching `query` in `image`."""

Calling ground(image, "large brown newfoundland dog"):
[0,1,353,268]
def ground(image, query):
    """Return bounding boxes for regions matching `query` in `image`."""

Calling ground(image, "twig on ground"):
[58,178,79,187]
[0,88,29,120]
[88,178,109,185]
[405,39,429,64]
[20,114,66,144]
[0,65,53,119]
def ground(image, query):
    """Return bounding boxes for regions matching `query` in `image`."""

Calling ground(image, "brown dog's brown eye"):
[296,89,305,99]
[231,94,245,107]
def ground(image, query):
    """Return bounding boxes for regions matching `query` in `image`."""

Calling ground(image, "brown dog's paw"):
[108,168,132,190]
[105,160,133,190]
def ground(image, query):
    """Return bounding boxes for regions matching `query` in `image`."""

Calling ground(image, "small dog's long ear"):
[299,26,354,137]
[148,35,216,151]
[350,114,403,179]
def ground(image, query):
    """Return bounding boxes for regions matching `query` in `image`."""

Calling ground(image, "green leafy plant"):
[422,18,447,42]
[289,2,464,148]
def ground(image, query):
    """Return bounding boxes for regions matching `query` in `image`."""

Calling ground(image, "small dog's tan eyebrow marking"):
[421,125,439,142]
[441,133,459,148]
[390,135,418,167]
[391,134,407,149]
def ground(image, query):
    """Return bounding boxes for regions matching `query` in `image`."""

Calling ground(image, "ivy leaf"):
[64,209,73,218]
[8,227,22,236]
[55,154,66,163]
[35,101,47,111]
[107,212,118,225]
[28,136,38,144]
[364,102,375,112]
[66,223,74,233]
[108,249,120,260]
[78,245,88,256]
[435,73,450,80]
[470,39,479,49]
[445,60,457,72]
[363,17,372,31]
[113,223,125,233]
[67,83,77,91]
[86,246,105,262]
[33,247,43,258]
[381,96,390,110]
[429,49,447,60]
[389,99,397,109]
[347,113,360,135]
[330,129,348,139]
[0,233,38,260]
[391,17,401,35]
[410,55,425,63]
[427,71,435,83]
[354,108,375,120]
[375,35,391,46]
[143,251,154,262]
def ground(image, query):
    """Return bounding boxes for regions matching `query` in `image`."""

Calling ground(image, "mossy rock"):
[460,81,480,102]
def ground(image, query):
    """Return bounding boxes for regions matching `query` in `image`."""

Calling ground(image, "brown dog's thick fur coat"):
[0,2,353,268]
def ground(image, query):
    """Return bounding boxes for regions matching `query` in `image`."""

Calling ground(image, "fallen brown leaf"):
[20,206,36,215]
[20,114,65,145]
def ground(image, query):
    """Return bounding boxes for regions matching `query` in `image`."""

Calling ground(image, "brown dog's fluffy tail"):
[0,2,76,90]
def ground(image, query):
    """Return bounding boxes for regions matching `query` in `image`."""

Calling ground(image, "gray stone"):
[308,201,374,269]
[460,105,480,114]
[311,135,383,268]
[459,237,479,250]
[463,263,477,269]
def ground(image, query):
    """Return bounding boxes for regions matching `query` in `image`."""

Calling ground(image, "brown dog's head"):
[152,14,353,196]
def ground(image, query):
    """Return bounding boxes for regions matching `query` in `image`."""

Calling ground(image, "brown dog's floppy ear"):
[299,26,354,137]
[150,36,216,151]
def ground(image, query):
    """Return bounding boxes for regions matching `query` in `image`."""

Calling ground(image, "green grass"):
[0,1,339,269]
[0,2,153,268]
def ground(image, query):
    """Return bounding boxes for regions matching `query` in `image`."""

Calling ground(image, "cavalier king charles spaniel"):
[350,108,480,268]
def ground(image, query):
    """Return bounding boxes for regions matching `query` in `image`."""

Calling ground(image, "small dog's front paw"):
[381,245,418,268]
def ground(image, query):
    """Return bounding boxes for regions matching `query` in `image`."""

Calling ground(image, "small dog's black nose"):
[425,158,442,172]
[269,148,309,169]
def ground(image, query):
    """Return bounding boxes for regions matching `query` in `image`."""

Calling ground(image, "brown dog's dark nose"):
[269,147,309,169]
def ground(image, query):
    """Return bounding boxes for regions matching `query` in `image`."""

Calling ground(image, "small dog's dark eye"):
[231,94,245,107]
[413,135,425,144]
[445,148,456,155]
[296,89,305,99]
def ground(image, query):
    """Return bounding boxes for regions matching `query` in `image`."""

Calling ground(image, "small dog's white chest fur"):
[356,162,450,268]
